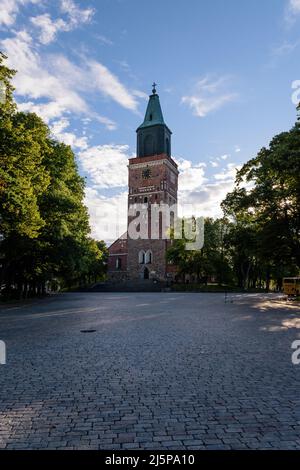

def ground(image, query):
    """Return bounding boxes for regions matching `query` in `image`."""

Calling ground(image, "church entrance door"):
[144,267,149,280]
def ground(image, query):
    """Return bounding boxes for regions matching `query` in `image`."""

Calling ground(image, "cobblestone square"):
[0,293,300,449]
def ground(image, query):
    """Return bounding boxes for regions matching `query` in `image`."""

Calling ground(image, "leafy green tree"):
[222,110,300,289]
[0,53,107,298]
[0,53,50,239]
[167,217,233,285]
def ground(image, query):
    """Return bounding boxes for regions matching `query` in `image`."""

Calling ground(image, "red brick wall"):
[127,154,178,281]
[107,153,179,282]
[108,236,128,280]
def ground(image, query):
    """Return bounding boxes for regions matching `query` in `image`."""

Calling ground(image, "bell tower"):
[127,84,178,281]
[136,83,172,158]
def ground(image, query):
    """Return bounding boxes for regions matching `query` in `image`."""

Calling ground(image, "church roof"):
[137,84,170,131]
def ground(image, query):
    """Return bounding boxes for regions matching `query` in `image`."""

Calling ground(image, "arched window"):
[144,196,148,203]
[145,250,152,264]
[139,250,145,264]
[144,134,154,156]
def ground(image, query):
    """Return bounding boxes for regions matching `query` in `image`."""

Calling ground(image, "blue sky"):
[1,0,300,241]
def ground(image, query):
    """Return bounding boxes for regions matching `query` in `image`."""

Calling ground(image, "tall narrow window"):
[116,258,122,270]
[139,250,145,264]
[145,250,152,264]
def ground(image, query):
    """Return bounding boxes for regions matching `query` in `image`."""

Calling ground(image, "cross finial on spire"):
[152,82,157,94]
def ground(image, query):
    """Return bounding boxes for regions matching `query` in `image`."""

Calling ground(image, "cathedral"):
[108,85,178,282]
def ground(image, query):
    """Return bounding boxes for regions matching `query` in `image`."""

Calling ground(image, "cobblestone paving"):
[0,292,300,450]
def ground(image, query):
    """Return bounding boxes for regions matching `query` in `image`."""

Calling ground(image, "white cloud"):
[209,153,232,168]
[30,1,95,44]
[272,41,298,56]
[50,116,70,134]
[176,158,207,191]
[179,167,207,191]
[175,157,241,219]
[0,0,39,26]
[95,34,113,46]
[30,14,68,44]
[285,0,300,24]
[79,144,133,188]
[0,0,94,38]
[85,187,127,242]
[289,0,300,13]
[89,61,138,111]
[95,115,117,131]
[17,100,67,122]
[175,157,194,172]
[182,76,238,118]
[173,157,239,217]
[214,163,240,181]
[50,118,88,150]
[178,180,236,219]
[2,31,88,114]
[60,0,95,27]
[132,89,149,100]
[57,132,88,150]
[182,93,234,118]
[1,30,135,126]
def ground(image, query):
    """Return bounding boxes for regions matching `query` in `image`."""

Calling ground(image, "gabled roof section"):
[108,232,127,250]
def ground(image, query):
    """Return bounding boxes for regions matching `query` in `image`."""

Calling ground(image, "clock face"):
[142,168,151,179]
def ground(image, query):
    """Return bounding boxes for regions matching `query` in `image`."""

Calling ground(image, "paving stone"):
[0,292,299,450]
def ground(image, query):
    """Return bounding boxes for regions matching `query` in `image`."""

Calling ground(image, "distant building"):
[108,85,178,282]
[107,232,128,281]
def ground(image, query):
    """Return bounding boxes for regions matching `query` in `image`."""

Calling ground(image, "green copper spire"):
[136,84,172,158]
[137,83,166,130]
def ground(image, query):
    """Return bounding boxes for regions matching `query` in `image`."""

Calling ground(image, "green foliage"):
[167,115,299,290]
[222,117,300,289]
[167,217,233,285]
[0,56,50,238]
[0,53,107,298]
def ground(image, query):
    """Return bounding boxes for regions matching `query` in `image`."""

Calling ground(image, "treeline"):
[0,53,107,299]
[168,108,300,290]
[1,51,299,296]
